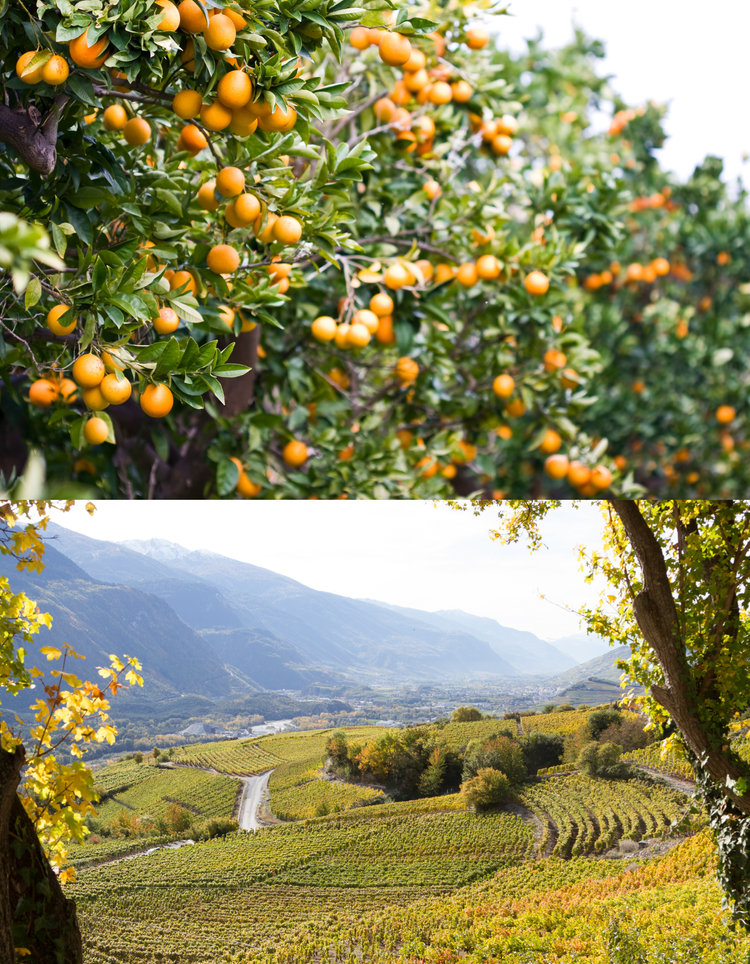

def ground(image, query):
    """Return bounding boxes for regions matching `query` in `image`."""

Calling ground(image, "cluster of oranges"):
[311,290,396,350]
[583,257,671,291]
[608,105,645,137]
[543,453,613,495]
[16,50,70,86]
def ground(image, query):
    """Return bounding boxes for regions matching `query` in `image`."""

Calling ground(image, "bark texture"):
[0,99,65,176]
[0,747,82,963]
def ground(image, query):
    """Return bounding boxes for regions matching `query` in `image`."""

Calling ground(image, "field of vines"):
[623,742,695,781]
[520,708,638,736]
[521,773,687,857]
[95,767,241,825]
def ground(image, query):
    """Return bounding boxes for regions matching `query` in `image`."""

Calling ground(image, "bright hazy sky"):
[499,1,749,188]
[54,501,606,641]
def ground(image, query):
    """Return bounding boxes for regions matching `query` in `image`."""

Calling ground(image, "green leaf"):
[24,277,42,310]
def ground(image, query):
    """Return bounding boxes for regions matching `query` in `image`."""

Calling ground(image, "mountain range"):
[0,523,615,718]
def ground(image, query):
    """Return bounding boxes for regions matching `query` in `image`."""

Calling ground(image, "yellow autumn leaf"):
[39,646,62,660]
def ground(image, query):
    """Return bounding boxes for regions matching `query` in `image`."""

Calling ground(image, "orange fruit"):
[428,81,452,105]
[434,264,455,284]
[456,262,478,287]
[416,456,438,478]
[543,349,566,372]
[378,33,412,67]
[173,89,202,119]
[72,353,105,388]
[102,104,128,131]
[216,166,245,197]
[544,454,569,479]
[218,305,235,329]
[496,425,512,441]
[253,211,278,243]
[102,350,126,373]
[83,416,109,445]
[716,405,736,425]
[223,7,248,29]
[197,179,219,211]
[566,460,591,488]
[423,179,441,200]
[451,80,473,103]
[170,269,198,296]
[153,306,180,334]
[626,262,644,282]
[505,398,526,418]
[58,378,78,404]
[46,304,77,336]
[217,70,252,109]
[476,254,500,280]
[200,100,232,131]
[349,26,371,49]
[230,457,261,497]
[16,51,44,84]
[69,29,110,69]
[311,316,337,342]
[403,49,426,71]
[177,0,209,32]
[395,357,419,384]
[180,124,208,153]
[229,105,259,136]
[273,215,303,245]
[369,292,394,316]
[374,97,396,122]
[140,383,174,418]
[99,373,132,405]
[352,309,379,334]
[590,465,613,491]
[204,13,236,50]
[466,25,489,49]
[651,256,670,276]
[28,378,59,407]
[123,117,151,146]
[347,323,371,348]
[282,439,308,467]
[539,429,562,454]
[155,0,180,30]
[81,386,109,411]
[375,315,395,345]
[259,103,297,132]
[404,69,429,93]
[41,55,69,86]
[230,192,261,225]
[492,374,515,399]
[207,244,240,274]
[384,263,410,289]
[524,270,549,296]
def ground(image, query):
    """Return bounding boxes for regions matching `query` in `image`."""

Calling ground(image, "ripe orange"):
[58,378,78,404]
[451,80,473,103]
[651,256,670,276]
[200,101,232,131]
[590,465,613,491]
[476,254,500,280]
[716,405,736,425]
[177,0,209,32]
[334,323,351,349]
[140,383,174,418]
[349,26,371,49]
[72,353,105,388]
[102,104,128,131]
[566,460,591,488]
[69,29,110,69]
[273,215,303,245]
[81,386,109,411]
[204,13,236,50]
[434,264,455,284]
[123,117,151,146]
[311,316,337,342]
[524,270,549,296]
[16,52,44,84]
[404,69,429,93]
[423,179,441,200]
[230,457,261,497]
[217,70,252,109]
[492,374,515,399]
[384,263,410,289]
[99,373,132,405]
[379,33,412,67]
[197,179,219,211]
[492,134,512,155]
[282,439,308,467]
[84,416,109,445]
[170,270,198,295]
[353,309,379,334]
[505,398,526,418]
[229,105,259,136]
[223,7,248,29]
[456,262,478,287]
[41,55,69,86]
[374,97,396,122]
[218,305,235,329]
[29,378,59,407]
[155,0,180,30]
[207,244,240,274]
[153,306,180,334]
[428,81,452,105]
[259,103,297,132]
[539,429,562,454]
[268,261,292,281]
[230,192,261,225]
[347,323,371,348]
[47,304,77,335]
[395,356,419,384]
[544,454,569,479]
[403,49,426,71]
[173,89,202,119]
[626,262,644,282]
[180,124,208,153]
[466,25,489,49]
[216,166,245,197]
[496,425,512,441]
[254,211,278,243]
[369,292,394,316]
[543,349,566,372]
[375,315,395,345]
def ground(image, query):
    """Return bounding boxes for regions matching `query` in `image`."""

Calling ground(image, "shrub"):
[521,733,565,775]
[451,707,483,723]
[578,741,632,779]
[463,735,527,786]
[461,768,511,813]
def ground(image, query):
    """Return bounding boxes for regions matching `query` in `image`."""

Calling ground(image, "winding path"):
[237,770,274,831]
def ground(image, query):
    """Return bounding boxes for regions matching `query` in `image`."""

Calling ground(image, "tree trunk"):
[610,499,750,815]
[0,747,83,963]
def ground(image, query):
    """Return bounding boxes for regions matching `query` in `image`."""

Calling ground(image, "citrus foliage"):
[3,1,747,496]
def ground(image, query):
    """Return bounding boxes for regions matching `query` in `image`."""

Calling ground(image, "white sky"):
[53,501,606,641]
[499,1,749,187]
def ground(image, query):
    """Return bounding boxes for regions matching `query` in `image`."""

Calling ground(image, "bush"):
[192,817,238,841]
[578,741,632,779]
[461,768,511,813]
[463,735,527,786]
[521,733,565,775]
[451,707,483,723]
[587,708,622,740]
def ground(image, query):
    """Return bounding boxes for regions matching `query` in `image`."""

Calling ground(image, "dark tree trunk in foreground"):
[0,746,82,963]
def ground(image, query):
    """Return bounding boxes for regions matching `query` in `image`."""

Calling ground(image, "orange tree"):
[0,501,142,961]
[0,2,745,497]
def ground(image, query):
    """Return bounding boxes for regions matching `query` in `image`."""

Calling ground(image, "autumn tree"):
[0,501,142,962]
[466,499,750,925]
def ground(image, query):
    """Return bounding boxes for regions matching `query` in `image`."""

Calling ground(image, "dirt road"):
[237,770,274,831]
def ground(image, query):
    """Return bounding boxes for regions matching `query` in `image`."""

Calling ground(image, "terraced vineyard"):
[623,741,695,781]
[521,773,687,857]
